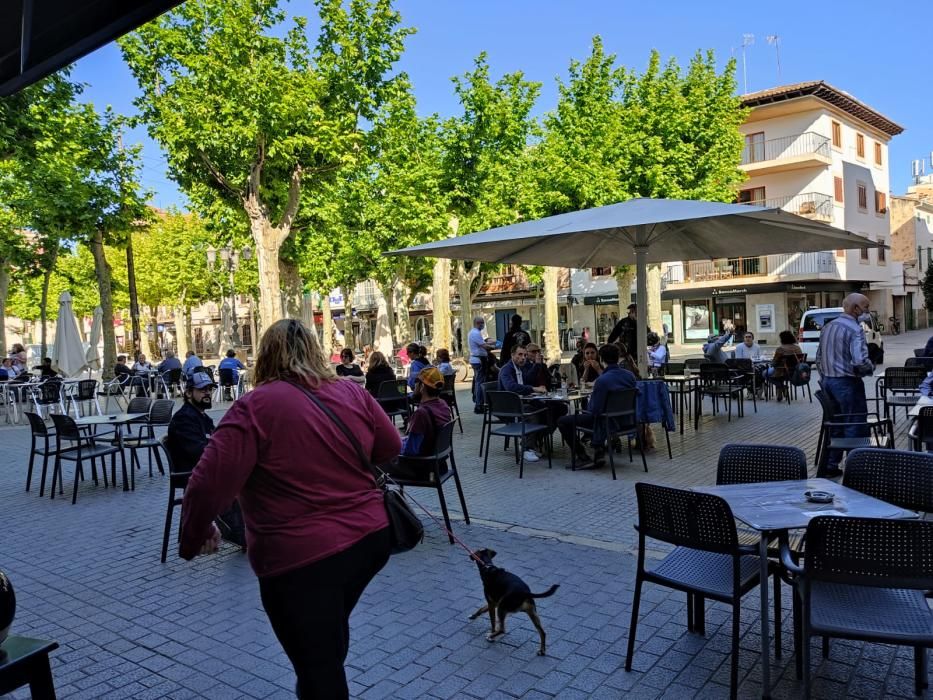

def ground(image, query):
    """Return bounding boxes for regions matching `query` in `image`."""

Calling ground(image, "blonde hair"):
[368,351,389,370]
[253,319,336,388]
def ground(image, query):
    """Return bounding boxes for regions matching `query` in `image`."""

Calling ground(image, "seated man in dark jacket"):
[924,335,933,357]
[166,371,245,547]
[557,344,638,468]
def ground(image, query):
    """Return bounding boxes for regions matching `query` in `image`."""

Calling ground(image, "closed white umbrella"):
[86,306,103,371]
[52,292,87,378]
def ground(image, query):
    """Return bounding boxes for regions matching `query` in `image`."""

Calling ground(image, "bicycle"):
[888,316,901,335]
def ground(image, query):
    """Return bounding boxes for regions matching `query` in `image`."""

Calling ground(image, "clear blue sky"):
[70,0,933,210]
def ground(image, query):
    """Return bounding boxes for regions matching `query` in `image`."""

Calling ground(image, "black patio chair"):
[385,421,468,544]
[376,379,410,426]
[25,412,59,496]
[694,363,743,430]
[440,373,462,434]
[814,390,893,475]
[217,368,239,402]
[874,366,925,424]
[159,436,191,563]
[50,413,124,504]
[570,388,644,478]
[482,391,552,478]
[842,448,933,515]
[781,516,933,696]
[67,379,101,418]
[905,356,933,372]
[31,379,65,419]
[478,380,508,456]
[161,368,183,398]
[909,406,933,452]
[683,357,706,371]
[725,358,758,413]
[625,483,782,698]
[96,377,126,413]
[124,399,174,488]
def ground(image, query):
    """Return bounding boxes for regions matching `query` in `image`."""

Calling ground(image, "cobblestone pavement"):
[2,330,931,698]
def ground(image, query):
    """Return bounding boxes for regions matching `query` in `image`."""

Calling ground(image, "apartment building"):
[890,177,933,328]
[654,81,904,350]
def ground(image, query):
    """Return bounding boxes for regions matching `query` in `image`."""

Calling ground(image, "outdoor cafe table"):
[693,478,918,699]
[660,374,698,434]
[72,413,147,492]
[908,394,933,417]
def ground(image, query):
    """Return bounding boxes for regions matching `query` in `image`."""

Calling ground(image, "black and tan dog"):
[468,548,559,655]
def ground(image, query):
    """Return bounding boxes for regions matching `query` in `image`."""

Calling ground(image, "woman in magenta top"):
[180,318,401,699]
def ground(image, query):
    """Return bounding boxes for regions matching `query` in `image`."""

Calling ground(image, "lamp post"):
[207,244,252,347]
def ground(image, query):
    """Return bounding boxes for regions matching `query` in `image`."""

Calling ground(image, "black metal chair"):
[31,379,65,419]
[694,363,743,429]
[385,421,468,544]
[570,388,644,478]
[780,516,933,697]
[376,379,410,426]
[842,448,933,514]
[25,412,59,496]
[909,406,933,452]
[814,390,893,475]
[482,391,552,478]
[67,379,101,417]
[124,399,174,488]
[875,366,925,424]
[683,357,706,372]
[50,413,124,503]
[440,374,462,434]
[625,483,782,698]
[717,443,808,485]
[159,436,191,563]
[217,368,239,402]
[161,368,183,398]
[478,380,507,456]
[725,358,758,413]
[96,377,126,412]
[906,356,933,373]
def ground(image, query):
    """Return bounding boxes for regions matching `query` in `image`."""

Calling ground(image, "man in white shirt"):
[734,332,762,361]
[468,316,496,413]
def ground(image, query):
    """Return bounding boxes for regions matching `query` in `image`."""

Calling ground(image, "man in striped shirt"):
[815,293,874,477]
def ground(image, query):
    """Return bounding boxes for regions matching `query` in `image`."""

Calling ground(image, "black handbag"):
[288,381,424,554]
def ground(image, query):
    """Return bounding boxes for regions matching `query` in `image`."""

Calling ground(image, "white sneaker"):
[523,450,540,463]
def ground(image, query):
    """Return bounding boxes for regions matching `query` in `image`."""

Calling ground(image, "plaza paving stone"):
[1,330,931,698]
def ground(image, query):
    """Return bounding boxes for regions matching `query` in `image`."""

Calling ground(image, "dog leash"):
[382,472,488,567]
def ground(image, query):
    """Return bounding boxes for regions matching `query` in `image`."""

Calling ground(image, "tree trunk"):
[396,283,411,345]
[431,257,452,352]
[249,297,259,354]
[39,247,58,359]
[173,305,189,358]
[89,230,116,380]
[139,305,152,358]
[126,235,141,361]
[455,260,483,353]
[279,257,303,320]
[646,264,663,336]
[249,216,286,329]
[321,293,333,358]
[343,290,355,351]
[615,265,636,319]
[380,281,398,350]
[0,260,10,354]
[543,267,560,364]
[373,285,393,356]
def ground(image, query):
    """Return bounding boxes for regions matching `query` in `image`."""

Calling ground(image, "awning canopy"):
[0,0,184,97]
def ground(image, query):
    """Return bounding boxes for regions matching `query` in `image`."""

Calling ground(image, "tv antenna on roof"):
[766,35,782,81]
[739,34,755,93]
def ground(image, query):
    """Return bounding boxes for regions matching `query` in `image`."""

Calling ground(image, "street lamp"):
[207,244,252,347]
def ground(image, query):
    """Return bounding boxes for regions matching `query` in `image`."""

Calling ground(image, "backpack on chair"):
[790,361,811,387]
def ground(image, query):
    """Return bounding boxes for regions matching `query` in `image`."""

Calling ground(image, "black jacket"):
[166,402,215,474]
[365,364,397,397]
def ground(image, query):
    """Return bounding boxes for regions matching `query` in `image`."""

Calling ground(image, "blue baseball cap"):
[189,371,216,389]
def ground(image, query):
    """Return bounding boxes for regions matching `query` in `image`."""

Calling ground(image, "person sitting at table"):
[399,367,451,459]
[525,343,552,389]
[335,348,365,384]
[33,357,58,378]
[158,350,183,374]
[9,344,26,376]
[646,333,666,373]
[765,330,804,401]
[219,349,245,372]
[434,348,456,377]
[132,353,153,372]
[557,344,637,469]
[735,331,763,361]
[365,351,396,398]
[182,350,202,380]
[0,357,14,380]
[578,342,603,384]
[114,355,132,383]
[570,338,586,381]
[406,343,430,390]
[498,345,566,463]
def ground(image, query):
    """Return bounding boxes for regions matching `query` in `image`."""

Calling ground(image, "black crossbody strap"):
[286,381,386,485]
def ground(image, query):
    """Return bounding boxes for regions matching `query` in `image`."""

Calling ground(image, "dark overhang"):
[0,0,184,97]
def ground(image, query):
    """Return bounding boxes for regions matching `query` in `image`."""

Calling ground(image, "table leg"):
[28,654,57,700]
[118,425,130,492]
[679,383,685,435]
[759,533,771,698]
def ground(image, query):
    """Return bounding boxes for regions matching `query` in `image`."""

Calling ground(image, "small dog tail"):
[529,584,559,599]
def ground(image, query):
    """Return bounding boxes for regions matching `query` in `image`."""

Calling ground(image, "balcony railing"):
[745,191,834,222]
[741,131,831,166]
[680,252,838,283]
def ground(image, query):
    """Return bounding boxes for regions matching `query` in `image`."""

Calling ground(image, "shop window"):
[591,266,613,277]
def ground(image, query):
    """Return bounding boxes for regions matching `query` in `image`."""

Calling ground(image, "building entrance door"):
[714,297,747,336]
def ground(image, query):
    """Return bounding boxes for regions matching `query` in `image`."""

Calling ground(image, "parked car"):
[798,307,884,365]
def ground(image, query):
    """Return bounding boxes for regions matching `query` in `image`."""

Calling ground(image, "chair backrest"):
[148,399,175,426]
[377,379,407,399]
[25,411,49,436]
[842,447,933,514]
[75,379,98,401]
[915,349,927,358]
[34,381,62,404]
[164,368,182,385]
[717,444,807,485]
[98,377,124,395]
[804,516,933,589]
[634,482,738,553]
[814,389,837,423]
[442,373,456,392]
[905,357,933,372]
[914,406,933,448]
[218,368,238,387]
[662,361,685,376]
[127,397,152,415]
[698,362,730,382]
[485,390,524,418]
[684,358,705,370]
[50,413,81,441]
[725,358,752,372]
[481,380,498,395]
[432,420,456,458]
[883,366,926,392]
[601,387,637,418]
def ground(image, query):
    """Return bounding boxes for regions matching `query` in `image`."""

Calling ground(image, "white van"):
[798,307,883,365]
